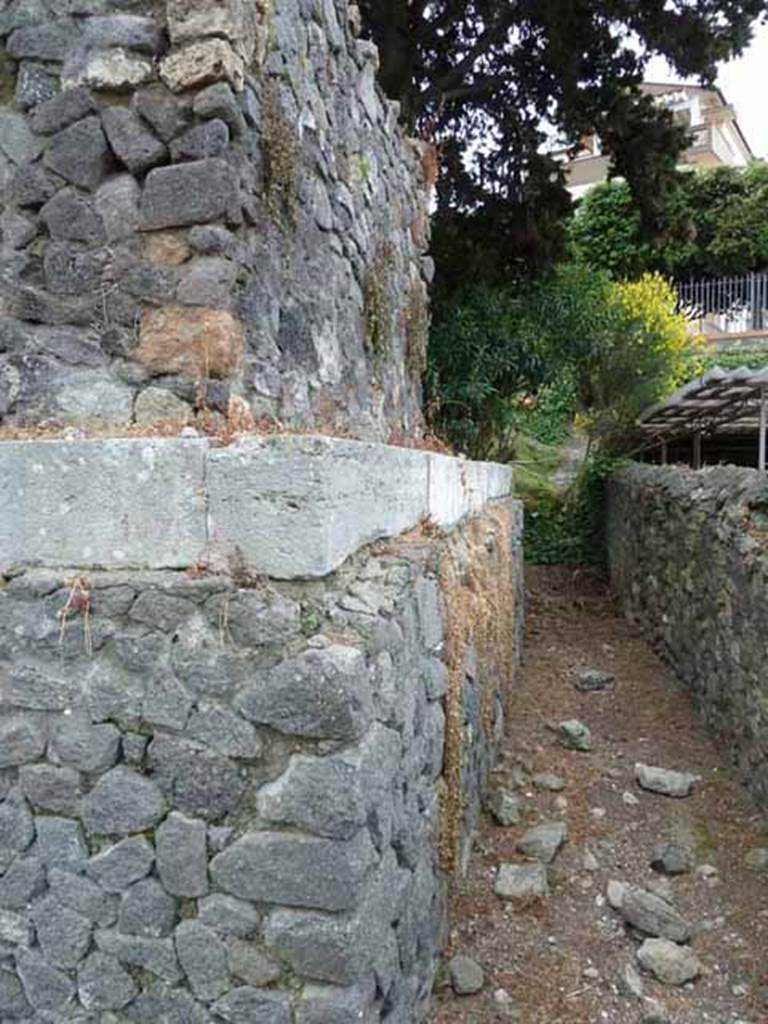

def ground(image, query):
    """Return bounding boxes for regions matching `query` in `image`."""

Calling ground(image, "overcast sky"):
[645,19,768,158]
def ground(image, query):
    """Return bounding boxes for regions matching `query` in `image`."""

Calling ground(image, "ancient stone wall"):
[607,464,768,807]
[0,435,523,1022]
[0,0,430,438]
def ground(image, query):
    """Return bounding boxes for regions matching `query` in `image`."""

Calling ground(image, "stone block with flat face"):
[0,438,207,570]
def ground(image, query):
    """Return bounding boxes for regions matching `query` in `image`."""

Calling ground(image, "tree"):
[570,163,768,280]
[359,0,766,284]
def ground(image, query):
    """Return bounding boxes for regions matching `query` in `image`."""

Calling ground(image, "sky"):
[645,19,768,159]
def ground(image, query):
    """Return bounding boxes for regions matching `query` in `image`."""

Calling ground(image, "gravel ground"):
[430,565,768,1024]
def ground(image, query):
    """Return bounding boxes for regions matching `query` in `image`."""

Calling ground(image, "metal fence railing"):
[676,272,768,333]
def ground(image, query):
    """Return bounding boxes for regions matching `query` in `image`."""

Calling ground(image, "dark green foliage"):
[524,454,625,565]
[571,164,768,281]
[426,265,613,460]
[360,0,764,282]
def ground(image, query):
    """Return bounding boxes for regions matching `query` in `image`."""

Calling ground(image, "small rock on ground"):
[487,788,525,827]
[635,762,700,798]
[636,937,703,986]
[574,667,615,692]
[744,847,768,871]
[495,862,549,899]
[651,840,693,875]
[516,821,567,864]
[558,719,592,752]
[607,881,691,942]
[532,772,565,792]
[448,954,484,995]
[619,961,645,999]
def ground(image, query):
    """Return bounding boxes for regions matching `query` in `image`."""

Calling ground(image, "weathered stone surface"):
[198,894,260,938]
[40,188,106,243]
[0,111,43,167]
[48,868,117,926]
[635,763,700,798]
[170,118,230,161]
[0,966,31,1018]
[745,846,768,871]
[15,948,75,1013]
[118,878,176,937]
[257,752,366,839]
[64,48,155,92]
[136,305,244,379]
[87,838,154,891]
[81,766,166,835]
[160,39,245,93]
[95,928,182,984]
[140,157,238,229]
[0,857,45,910]
[156,811,208,897]
[32,895,93,967]
[7,20,79,61]
[84,15,162,54]
[211,987,292,1024]
[193,82,245,135]
[295,983,376,1024]
[516,821,567,864]
[607,881,691,942]
[43,116,110,190]
[19,763,81,814]
[33,816,87,873]
[0,906,32,945]
[487,787,525,826]
[175,920,230,1001]
[210,830,377,911]
[494,863,549,899]
[147,732,245,820]
[77,950,138,1011]
[187,701,261,759]
[0,438,208,571]
[235,645,373,742]
[636,938,702,986]
[95,174,141,241]
[177,255,237,306]
[532,772,566,792]
[133,85,191,142]
[228,939,281,987]
[50,713,120,773]
[15,62,58,111]
[0,714,46,768]
[0,791,34,873]
[102,106,167,173]
[29,87,97,135]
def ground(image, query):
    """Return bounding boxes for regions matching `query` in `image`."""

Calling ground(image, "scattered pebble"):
[636,937,703,986]
[488,787,526,827]
[635,762,701,798]
[495,862,549,899]
[622,790,640,806]
[574,668,616,692]
[532,772,566,792]
[651,841,693,876]
[558,719,593,752]
[744,847,768,871]
[448,954,484,995]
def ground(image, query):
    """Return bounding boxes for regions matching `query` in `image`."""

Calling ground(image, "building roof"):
[639,366,768,439]
[640,81,753,158]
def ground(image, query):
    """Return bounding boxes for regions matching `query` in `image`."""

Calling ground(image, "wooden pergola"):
[638,366,768,470]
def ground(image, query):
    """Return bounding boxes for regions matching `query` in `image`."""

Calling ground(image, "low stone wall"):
[607,464,768,807]
[0,437,522,1022]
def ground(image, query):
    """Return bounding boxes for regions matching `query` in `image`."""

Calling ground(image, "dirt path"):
[430,566,768,1024]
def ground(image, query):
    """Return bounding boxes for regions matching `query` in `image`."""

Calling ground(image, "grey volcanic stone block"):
[235,645,373,742]
[258,752,366,839]
[228,940,281,986]
[0,857,45,910]
[211,987,291,1024]
[86,837,154,893]
[0,790,34,872]
[40,188,106,243]
[122,983,210,1023]
[174,920,229,1001]
[118,878,176,937]
[0,714,47,767]
[43,116,110,190]
[170,118,230,160]
[0,438,208,571]
[14,948,74,1013]
[19,763,82,814]
[95,929,182,984]
[140,158,238,229]
[81,767,166,835]
[50,714,120,773]
[198,894,260,938]
[187,701,262,759]
[48,869,117,927]
[0,966,31,1018]
[210,830,377,912]
[7,20,80,61]
[147,733,245,820]
[84,15,162,54]
[102,106,167,173]
[31,895,93,967]
[29,87,97,135]
[77,950,137,1011]
[156,812,208,897]
[207,436,429,578]
[296,984,376,1024]
[33,816,87,873]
